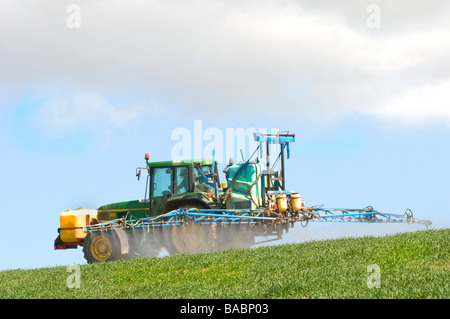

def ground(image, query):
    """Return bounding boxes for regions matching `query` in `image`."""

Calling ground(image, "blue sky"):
[1,0,449,271]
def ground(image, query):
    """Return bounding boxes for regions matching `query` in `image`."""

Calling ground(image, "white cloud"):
[365,81,450,126]
[33,91,163,140]
[2,0,450,127]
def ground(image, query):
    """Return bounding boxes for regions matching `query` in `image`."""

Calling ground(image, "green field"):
[1,228,448,299]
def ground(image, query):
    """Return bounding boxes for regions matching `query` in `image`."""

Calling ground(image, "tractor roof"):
[148,159,213,168]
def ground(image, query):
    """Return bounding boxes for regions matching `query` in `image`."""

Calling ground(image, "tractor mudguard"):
[162,193,220,213]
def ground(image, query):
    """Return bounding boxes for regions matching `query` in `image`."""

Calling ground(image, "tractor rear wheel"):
[83,231,121,263]
[171,223,208,254]
[163,203,210,255]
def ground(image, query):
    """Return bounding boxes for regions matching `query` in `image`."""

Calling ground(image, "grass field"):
[0,228,448,299]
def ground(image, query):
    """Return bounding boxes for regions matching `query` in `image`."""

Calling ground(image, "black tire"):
[82,231,122,263]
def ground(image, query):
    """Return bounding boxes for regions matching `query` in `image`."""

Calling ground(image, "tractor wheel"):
[83,231,121,263]
[171,223,208,254]
[163,203,209,255]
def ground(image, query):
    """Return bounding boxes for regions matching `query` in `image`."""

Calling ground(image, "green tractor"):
[55,132,297,263]
[97,157,223,222]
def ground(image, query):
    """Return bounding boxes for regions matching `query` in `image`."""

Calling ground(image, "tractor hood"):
[97,199,150,221]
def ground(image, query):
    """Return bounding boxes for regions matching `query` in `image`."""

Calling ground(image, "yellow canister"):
[276,194,288,213]
[60,209,98,243]
[291,193,302,211]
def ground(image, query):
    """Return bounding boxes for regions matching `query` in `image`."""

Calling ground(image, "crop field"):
[0,228,448,299]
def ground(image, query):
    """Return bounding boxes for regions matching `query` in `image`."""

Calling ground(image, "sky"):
[0,0,449,271]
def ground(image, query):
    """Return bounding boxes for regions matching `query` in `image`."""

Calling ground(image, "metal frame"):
[85,206,431,233]
[85,208,275,232]
[303,206,432,226]
[254,131,295,191]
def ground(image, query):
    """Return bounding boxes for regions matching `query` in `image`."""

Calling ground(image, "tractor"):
[55,132,298,263]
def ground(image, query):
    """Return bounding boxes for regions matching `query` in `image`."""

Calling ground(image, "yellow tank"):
[291,193,302,211]
[60,209,98,243]
[276,194,288,213]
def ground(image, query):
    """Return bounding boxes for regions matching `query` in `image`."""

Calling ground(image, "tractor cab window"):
[194,165,214,193]
[152,167,173,197]
[151,167,174,215]
[174,166,189,194]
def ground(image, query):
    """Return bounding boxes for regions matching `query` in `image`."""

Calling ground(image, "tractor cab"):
[137,158,222,217]
[98,132,296,223]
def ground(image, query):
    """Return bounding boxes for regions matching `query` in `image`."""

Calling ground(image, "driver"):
[175,168,189,194]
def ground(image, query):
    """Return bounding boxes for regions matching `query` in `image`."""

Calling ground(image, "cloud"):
[35,92,130,132]
[365,80,450,126]
[2,0,450,127]
[32,91,163,144]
